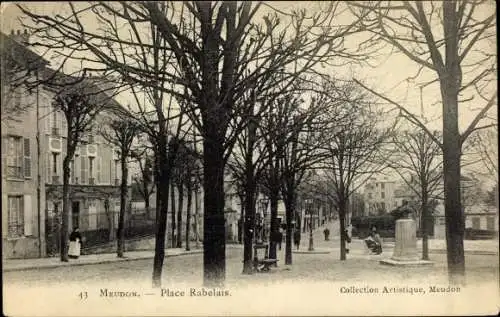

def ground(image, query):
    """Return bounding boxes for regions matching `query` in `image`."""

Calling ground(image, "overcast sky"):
[1,1,497,187]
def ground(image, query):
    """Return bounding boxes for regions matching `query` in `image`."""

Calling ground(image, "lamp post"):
[306,199,314,251]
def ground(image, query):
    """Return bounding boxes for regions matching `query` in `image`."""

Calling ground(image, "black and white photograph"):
[1,1,498,316]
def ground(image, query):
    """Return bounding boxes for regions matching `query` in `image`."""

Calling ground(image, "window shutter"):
[44,104,50,134]
[49,104,54,132]
[46,153,51,183]
[23,195,32,236]
[97,157,102,184]
[61,113,67,138]
[57,110,62,131]
[23,138,31,178]
[74,155,80,184]
[110,159,114,184]
[56,153,61,176]
[81,155,87,184]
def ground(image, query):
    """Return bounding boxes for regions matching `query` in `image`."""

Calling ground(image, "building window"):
[472,217,480,230]
[7,135,29,179]
[7,136,23,178]
[89,157,94,184]
[368,193,372,199]
[81,156,88,184]
[52,152,59,175]
[381,183,385,190]
[381,192,385,199]
[51,108,59,136]
[8,196,24,237]
[486,217,495,231]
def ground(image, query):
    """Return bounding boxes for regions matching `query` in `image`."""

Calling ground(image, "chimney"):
[10,29,30,46]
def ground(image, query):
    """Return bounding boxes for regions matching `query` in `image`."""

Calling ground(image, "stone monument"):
[380,202,433,266]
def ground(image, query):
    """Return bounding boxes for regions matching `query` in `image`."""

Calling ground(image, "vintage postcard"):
[2,1,498,316]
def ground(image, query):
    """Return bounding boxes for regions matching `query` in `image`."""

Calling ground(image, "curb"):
[428,249,497,256]
[3,250,204,273]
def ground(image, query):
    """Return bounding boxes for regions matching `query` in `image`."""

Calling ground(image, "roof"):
[1,32,129,120]
[0,31,49,70]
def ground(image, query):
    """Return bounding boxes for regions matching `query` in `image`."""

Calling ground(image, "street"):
[4,235,498,316]
[4,240,497,289]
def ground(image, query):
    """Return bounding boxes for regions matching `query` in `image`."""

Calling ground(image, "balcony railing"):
[89,177,95,185]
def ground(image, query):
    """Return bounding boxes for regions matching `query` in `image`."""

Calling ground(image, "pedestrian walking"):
[278,227,284,250]
[345,223,352,253]
[293,229,301,250]
[68,227,82,259]
[323,227,330,241]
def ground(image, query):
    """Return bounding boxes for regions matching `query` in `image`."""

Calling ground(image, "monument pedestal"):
[380,218,433,266]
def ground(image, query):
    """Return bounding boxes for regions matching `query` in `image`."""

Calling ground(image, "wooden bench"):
[253,244,278,272]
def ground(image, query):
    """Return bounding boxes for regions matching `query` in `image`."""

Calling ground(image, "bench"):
[253,244,278,272]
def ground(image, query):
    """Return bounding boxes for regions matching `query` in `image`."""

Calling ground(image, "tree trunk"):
[152,141,171,288]
[268,192,279,261]
[238,194,245,244]
[338,199,347,261]
[185,182,192,251]
[242,118,257,274]
[104,198,115,241]
[144,192,150,219]
[283,188,295,265]
[170,183,176,248]
[117,154,128,258]
[443,136,465,284]
[441,1,465,285]
[421,189,430,261]
[202,135,226,286]
[242,180,256,274]
[194,188,200,248]
[60,156,71,262]
[176,183,183,248]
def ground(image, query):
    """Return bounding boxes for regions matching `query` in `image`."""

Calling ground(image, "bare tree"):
[21,1,370,286]
[319,81,393,261]
[466,128,498,184]
[389,129,443,260]
[51,77,113,261]
[130,146,155,218]
[100,116,139,257]
[277,92,331,265]
[349,1,497,284]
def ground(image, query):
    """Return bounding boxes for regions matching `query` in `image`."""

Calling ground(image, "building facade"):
[2,31,126,259]
[363,176,397,215]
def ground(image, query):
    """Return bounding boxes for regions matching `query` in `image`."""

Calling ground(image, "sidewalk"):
[299,222,498,255]
[4,230,497,272]
[2,247,205,272]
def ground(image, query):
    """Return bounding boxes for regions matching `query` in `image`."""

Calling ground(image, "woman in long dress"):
[68,227,82,259]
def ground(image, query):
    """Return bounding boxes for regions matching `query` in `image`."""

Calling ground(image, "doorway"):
[72,201,80,229]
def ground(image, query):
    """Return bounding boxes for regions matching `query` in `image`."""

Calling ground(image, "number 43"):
[78,292,88,300]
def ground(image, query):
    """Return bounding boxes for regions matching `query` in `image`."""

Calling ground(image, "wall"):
[2,83,46,259]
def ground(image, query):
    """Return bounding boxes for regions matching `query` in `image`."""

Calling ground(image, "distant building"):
[433,175,499,238]
[363,176,397,215]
